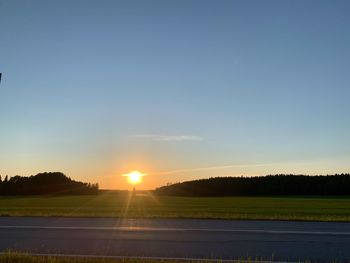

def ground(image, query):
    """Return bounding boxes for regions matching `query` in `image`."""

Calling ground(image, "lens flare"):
[122,170,146,185]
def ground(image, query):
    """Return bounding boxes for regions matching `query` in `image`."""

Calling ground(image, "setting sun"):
[122,170,147,185]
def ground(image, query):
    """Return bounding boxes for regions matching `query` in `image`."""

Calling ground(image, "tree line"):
[154,174,350,196]
[0,172,98,195]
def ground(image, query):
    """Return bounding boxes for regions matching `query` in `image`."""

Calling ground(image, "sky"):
[0,0,350,190]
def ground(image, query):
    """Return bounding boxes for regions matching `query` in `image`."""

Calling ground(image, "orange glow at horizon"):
[122,170,147,185]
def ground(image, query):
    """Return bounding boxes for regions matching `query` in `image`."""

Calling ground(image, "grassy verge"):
[1,191,350,221]
[0,252,258,263]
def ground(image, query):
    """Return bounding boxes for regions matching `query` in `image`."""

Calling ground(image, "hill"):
[0,172,98,195]
[154,174,350,196]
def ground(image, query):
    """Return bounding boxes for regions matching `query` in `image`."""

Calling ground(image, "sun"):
[122,170,146,185]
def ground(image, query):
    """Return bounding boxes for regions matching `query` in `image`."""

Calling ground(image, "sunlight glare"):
[122,170,146,185]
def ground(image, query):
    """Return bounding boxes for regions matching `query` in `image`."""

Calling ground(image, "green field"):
[0,252,261,263]
[1,191,350,221]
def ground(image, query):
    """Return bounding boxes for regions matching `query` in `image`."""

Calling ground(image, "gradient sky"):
[1,0,350,190]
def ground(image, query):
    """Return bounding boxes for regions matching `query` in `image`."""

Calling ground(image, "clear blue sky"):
[1,0,349,189]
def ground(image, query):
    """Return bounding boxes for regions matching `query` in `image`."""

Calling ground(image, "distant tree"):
[154,174,350,197]
[0,172,98,195]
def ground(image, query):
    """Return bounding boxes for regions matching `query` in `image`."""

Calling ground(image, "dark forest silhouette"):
[154,174,350,196]
[0,172,98,195]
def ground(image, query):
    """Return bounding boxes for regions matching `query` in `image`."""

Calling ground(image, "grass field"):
[0,191,350,221]
[0,252,268,263]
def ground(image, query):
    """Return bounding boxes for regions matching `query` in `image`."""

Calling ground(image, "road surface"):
[0,217,349,262]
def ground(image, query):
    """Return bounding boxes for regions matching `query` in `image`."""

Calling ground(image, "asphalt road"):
[0,217,350,262]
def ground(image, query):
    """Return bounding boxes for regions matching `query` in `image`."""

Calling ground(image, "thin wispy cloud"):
[131,134,203,142]
[150,163,272,176]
